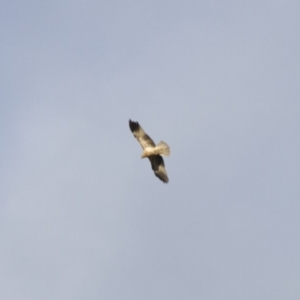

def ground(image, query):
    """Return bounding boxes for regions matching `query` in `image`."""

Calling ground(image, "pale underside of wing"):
[129,120,155,149]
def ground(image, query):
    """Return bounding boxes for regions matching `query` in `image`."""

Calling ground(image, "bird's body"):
[141,142,170,158]
[129,120,170,183]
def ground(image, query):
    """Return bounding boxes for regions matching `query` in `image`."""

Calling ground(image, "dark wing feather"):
[129,120,155,149]
[149,155,169,183]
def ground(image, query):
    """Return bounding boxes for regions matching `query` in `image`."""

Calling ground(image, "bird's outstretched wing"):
[129,120,155,149]
[149,155,169,183]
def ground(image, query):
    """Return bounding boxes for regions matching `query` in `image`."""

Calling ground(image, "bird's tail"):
[155,141,170,157]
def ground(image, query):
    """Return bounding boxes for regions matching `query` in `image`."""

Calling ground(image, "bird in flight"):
[129,119,170,183]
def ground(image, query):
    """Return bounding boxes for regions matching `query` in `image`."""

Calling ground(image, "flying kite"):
[129,119,170,183]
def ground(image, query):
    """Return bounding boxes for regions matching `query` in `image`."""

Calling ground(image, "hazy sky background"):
[1,1,300,299]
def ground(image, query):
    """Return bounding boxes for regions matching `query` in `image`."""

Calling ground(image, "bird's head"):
[141,150,148,159]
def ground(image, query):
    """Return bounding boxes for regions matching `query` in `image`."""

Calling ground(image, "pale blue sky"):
[1,1,300,299]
